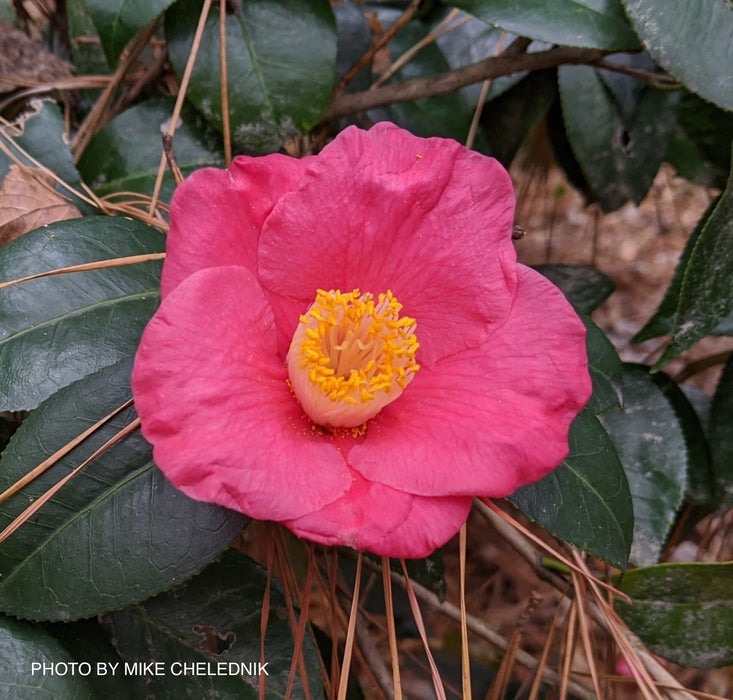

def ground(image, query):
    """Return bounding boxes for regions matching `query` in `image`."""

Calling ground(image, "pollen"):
[286,289,420,428]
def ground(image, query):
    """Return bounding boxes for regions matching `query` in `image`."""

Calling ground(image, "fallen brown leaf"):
[0,164,81,247]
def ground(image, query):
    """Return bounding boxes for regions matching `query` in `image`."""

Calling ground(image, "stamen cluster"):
[287,288,419,428]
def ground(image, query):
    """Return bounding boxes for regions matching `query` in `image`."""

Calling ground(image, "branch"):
[322,44,609,121]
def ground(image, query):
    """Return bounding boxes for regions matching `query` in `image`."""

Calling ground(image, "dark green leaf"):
[583,316,623,416]
[0,359,248,620]
[66,0,111,76]
[368,8,483,146]
[333,0,372,92]
[78,97,224,202]
[633,197,717,343]
[617,562,733,668]
[559,65,677,212]
[85,0,175,66]
[621,0,733,111]
[42,619,135,699]
[102,549,323,699]
[651,372,713,505]
[0,101,87,211]
[0,216,163,410]
[398,551,446,602]
[480,69,557,166]
[534,264,615,314]
[454,0,639,49]
[666,93,733,190]
[546,95,595,202]
[510,408,633,568]
[709,355,733,508]
[0,614,95,698]
[599,365,687,566]
[165,0,337,153]
[655,148,733,365]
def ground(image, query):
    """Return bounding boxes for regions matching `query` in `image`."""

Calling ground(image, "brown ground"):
[512,163,733,395]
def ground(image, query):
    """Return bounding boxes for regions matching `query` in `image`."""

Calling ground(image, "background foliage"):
[0,0,732,697]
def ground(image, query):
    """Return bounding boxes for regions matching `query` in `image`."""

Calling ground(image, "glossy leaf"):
[599,365,687,566]
[534,264,615,314]
[102,550,323,699]
[85,0,175,66]
[621,0,733,111]
[480,69,557,166]
[0,358,248,621]
[78,97,224,202]
[651,372,713,506]
[655,149,733,365]
[709,356,733,508]
[0,216,163,411]
[165,0,337,153]
[617,562,733,668]
[332,0,372,92]
[583,315,623,416]
[0,614,94,698]
[510,408,633,568]
[559,65,677,211]
[666,93,733,190]
[66,0,109,77]
[633,198,717,343]
[454,0,639,50]
[42,619,135,699]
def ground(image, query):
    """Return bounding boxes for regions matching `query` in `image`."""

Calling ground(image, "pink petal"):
[258,122,517,366]
[283,472,473,558]
[132,266,352,520]
[349,265,592,497]
[161,153,310,298]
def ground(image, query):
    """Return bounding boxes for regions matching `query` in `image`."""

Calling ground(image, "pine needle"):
[458,523,472,699]
[149,0,214,215]
[337,552,362,700]
[0,417,140,545]
[0,399,133,506]
[399,559,447,700]
[219,0,232,167]
[0,254,166,290]
[381,556,402,700]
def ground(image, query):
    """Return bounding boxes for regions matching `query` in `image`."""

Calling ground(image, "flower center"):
[286,289,420,429]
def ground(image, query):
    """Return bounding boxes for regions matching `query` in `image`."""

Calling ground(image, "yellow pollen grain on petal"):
[286,288,420,429]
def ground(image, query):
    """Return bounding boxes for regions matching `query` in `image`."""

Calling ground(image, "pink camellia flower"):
[131,122,591,558]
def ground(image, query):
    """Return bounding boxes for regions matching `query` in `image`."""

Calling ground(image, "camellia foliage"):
[0,0,731,697]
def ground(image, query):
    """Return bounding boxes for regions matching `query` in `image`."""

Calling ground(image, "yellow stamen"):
[286,289,420,428]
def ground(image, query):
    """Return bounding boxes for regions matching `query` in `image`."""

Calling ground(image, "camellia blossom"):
[132,122,591,558]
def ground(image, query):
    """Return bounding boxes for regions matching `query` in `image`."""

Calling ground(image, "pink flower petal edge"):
[133,122,592,557]
[161,153,311,298]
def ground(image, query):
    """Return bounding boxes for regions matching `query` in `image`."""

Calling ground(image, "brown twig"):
[673,350,733,382]
[322,44,609,120]
[595,58,680,87]
[162,133,184,186]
